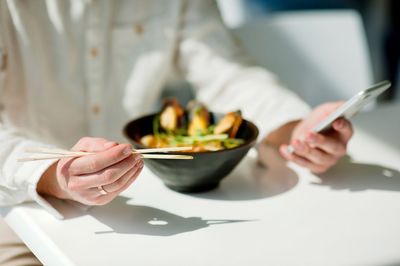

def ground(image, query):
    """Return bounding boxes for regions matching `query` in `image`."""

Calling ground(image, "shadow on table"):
[314,157,400,192]
[191,145,299,201]
[379,262,400,266]
[89,196,254,236]
[352,104,400,151]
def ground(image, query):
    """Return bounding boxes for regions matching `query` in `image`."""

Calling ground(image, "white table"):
[2,103,400,266]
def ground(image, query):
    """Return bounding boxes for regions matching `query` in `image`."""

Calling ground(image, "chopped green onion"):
[153,115,161,137]
[223,138,244,148]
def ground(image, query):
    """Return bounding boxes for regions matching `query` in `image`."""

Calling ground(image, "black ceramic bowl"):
[123,113,259,193]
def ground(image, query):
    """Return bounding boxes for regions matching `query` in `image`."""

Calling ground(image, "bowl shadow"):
[190,145,299,201]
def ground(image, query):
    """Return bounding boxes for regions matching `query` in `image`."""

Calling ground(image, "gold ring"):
[97,185,108,195]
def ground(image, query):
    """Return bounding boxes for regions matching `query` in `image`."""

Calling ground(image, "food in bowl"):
[123,98,259,192]
[140,98,245,152]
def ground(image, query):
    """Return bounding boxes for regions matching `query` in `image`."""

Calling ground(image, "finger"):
[280,145,327,173]
[72,137,117,152]
[113,163,144,194]
[291,140,337,167]
[102,160,144,193]
[72,187,103,205]
[92,163,144,205]
[67,154,142,190]
[332,118,353,142]
[69,144,133,175]
[305,132,346,157]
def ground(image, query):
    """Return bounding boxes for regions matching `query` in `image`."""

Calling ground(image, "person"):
[0,0,353,265]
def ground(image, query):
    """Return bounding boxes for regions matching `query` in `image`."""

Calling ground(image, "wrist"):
[262,120,300,149]
[37,162,69,200]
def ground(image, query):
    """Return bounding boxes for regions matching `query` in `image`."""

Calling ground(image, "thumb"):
[71,137,118,152]
[332,118,353,142]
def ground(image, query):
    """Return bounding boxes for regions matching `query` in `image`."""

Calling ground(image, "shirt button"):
[133,23,144,35]
[92,105,101,115]
[90,47,99,58]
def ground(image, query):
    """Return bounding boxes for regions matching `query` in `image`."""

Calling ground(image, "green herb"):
[175,127,188,136]
[223,138,244,149]
[193,105,202,115]
[207,125,216,134]
[180,134,229,144]
[153,115,161,137]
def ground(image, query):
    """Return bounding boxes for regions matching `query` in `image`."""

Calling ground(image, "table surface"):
[2,103,400,266]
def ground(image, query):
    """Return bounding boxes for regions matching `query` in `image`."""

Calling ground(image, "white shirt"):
[0,0,310,218]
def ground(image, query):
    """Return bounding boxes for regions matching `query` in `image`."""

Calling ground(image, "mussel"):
[214,111,243,138]
[140,134,157,147]
[187,100,210,136]
[159,98,185,132]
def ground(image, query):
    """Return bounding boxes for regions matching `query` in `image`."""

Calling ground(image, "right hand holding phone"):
[37,137,144,205]
[279,102,353,173]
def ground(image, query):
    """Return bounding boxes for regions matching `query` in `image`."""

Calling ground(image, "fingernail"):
[307,133,316,143]
[123,146,132,156]
[138,160,144,168]
[293,140,304,151]
[280,145,289,157]
[334,120,343,130]
[133,156,141,164]
[104,141,116,148]
[287,145,295,154]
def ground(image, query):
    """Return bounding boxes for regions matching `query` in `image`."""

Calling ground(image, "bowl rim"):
[123,112,260,155]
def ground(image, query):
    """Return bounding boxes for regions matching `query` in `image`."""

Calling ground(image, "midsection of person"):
[1,0,180,147]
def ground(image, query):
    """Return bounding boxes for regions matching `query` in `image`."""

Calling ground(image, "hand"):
[37,137,144,205]
[279,102,353,173]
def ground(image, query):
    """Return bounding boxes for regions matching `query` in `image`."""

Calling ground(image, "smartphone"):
[312,80,391,133]
[287,80,391,154]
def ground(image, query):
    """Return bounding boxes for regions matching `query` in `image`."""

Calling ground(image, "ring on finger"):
[97,185,108,195]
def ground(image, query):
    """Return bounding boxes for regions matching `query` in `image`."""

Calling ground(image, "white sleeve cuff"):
[20,159,65,219]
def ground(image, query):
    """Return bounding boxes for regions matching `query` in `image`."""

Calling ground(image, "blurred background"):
[216,0,399,106]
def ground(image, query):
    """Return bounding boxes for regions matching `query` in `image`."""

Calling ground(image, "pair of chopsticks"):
[17,146,194,162]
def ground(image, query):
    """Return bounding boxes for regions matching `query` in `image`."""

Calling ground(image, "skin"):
[37,101,353,204]
[263,101,353,174]
[37,137,144,205]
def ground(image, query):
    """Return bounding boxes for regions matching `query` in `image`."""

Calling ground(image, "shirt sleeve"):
[0,35,63,218]
[0,126,64,219]
[177,0,311,140]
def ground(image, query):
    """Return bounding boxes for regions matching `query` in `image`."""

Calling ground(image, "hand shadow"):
[191,145,299,201]
[40,196,254,237]
[314,156,400,192]
[89,196,253,236]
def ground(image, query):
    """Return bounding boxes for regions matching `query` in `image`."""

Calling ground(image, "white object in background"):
[232,11,374,107]
[216,0,248,28]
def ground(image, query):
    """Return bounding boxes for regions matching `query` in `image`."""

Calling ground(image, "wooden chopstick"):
[24,146,193,155]
[18,154,87,162]
[17,154,193,162]
[132,146,193,153]
[17,146,194,162]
